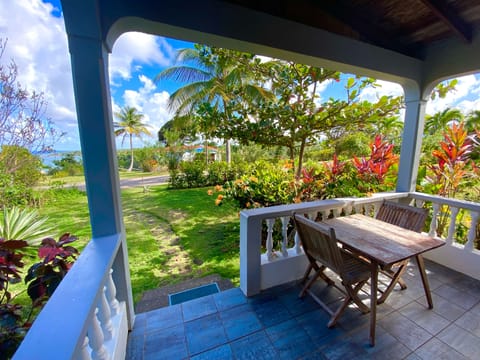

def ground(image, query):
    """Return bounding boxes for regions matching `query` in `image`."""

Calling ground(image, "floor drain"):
[168,283,220,305]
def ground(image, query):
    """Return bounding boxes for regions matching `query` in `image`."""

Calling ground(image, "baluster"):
[445,207,459,246]
[373,202,381,218]
[266,218,275,261]
[106,270,120,316]
[429,203,440,237]
[465,211,480,251]
[280,216,289,257]
[344,204,353,215]
[294,231,302,254]
[88,309,109,360]
[78,336,91,360]
[332,208,341,218]
[320,210,329,220]
[353,204,362,214]
[98,288,113,341]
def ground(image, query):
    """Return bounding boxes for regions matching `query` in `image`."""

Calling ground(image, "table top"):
[323,214,445,267]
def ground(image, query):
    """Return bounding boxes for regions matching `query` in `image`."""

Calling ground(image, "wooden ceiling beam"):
[419,0,472,42]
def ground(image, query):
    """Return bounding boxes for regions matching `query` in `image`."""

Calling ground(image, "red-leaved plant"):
[352,135,398,187]
[0,234,78,357]
[26,233,78,307]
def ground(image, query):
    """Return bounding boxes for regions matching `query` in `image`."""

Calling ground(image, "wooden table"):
[323,214,445,346]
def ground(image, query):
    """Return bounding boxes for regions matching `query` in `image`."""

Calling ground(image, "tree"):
[156,45,272,163]
[113,106,151,172]
[228,61,403,177]
[0,39,62,152]
[424,108,463,135]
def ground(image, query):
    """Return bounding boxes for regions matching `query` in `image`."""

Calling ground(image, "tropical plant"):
[229,61,403,177]
[424,108,463,135]
[352,135,399,191]
[0,207,52,246]
[26,234,78,307]
[114,106,151,171]
[0,233,78,357]
[424,122,474,236]
[156,45,273,163]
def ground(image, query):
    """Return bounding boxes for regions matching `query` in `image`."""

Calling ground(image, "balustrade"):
[240,192,480,296]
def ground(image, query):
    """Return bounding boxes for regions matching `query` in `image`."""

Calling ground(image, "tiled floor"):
[126,260,480,359]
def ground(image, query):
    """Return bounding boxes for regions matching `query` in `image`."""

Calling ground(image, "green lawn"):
[32,185,240,304]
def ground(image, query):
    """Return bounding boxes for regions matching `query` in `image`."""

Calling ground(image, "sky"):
[1,0,480,151]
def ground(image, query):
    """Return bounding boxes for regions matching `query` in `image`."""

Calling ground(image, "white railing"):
[14,234,131,360]
[240,192,480,296]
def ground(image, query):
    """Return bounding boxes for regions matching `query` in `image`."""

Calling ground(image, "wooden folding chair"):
[375,200,428,303]
[294,214,371,328]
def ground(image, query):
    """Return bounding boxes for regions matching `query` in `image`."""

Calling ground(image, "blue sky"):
[1,0,480,151]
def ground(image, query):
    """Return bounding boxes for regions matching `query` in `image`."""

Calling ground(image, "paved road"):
[119,175,169,189]
[45,175,170,191]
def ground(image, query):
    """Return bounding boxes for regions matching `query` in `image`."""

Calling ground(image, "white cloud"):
[359,80,404,102]
[426,74,480,115]
[113,75,173,149]
[109,32,175,83]
[0,0,78,150]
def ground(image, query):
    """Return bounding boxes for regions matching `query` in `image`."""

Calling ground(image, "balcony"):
[14,192,480,359]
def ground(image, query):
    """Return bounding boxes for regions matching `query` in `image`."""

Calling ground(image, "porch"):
[126,259,480,359]
[14,191,480,359]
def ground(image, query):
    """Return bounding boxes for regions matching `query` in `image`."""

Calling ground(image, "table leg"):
[369,262,378,346]
[415,255,433,309]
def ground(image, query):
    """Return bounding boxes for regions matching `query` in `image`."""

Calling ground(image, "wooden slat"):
[323,214,445,267]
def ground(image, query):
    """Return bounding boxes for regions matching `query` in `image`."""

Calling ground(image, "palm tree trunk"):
[225,139,231,164]
[205,137,209,166]
[128,134,134,172]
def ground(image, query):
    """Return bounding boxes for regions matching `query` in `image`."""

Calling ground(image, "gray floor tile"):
[434,284,478,310]
[378,311,433,350]
[414,337,468,360]
[399,301,450,335]
[437,323,480,359]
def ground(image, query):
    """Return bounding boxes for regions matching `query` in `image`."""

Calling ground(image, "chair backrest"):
[376,200,428,233]
[293,214,343,273]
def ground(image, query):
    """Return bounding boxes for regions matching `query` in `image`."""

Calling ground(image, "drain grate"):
[168,282,220,305]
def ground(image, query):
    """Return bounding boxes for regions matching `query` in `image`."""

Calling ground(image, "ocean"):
[36,150,82,168]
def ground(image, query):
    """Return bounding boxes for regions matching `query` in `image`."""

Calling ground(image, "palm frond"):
[156,66,212,83]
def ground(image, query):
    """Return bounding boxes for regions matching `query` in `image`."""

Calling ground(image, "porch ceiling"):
[63,0,480,88]
[223,0,480,59]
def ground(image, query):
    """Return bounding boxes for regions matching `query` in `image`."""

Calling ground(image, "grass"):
[15,184,240,304]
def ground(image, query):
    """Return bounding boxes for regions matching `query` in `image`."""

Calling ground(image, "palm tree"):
[155,45,272,163]
[424,108,463,135]
[114,106,151,171]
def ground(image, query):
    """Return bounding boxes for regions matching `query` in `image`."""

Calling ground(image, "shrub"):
[0,233,78,357]
[0,146,43,207]
[48,153,83,176]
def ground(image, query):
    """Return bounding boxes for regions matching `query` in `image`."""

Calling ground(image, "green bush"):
[48,153,83,176]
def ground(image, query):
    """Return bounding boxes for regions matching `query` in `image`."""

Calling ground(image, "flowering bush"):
[212,136,399,209]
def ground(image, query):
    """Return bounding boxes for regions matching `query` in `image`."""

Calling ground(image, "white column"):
[397,91,428,192]
[66,33,134,327]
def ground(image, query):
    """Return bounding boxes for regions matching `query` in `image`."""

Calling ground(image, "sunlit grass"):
[24,184,240,304]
